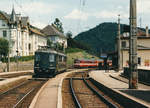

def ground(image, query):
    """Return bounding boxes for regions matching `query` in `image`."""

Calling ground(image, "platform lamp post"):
[129,0,138,89]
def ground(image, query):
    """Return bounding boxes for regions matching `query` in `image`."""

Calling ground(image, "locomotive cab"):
[34,52,56,77]
[33,47,67,78]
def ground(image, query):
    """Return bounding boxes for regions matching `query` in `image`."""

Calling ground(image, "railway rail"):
[0,79,47,108]
[70,78,82,108]
[62,71,123,108]
[83,77,118,108]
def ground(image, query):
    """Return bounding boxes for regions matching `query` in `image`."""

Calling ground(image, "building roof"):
[41,25,67,39]
[29,25,45,36]
[21,17,29,27]
[121,28,150,39]
[10,7,16,23]
[0,9,29,28]
[0,10,10,22]
[121,36,150,40]
[122,45,150,50]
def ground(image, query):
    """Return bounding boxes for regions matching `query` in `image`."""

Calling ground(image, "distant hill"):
[74,22,123,54]
[74,22,140,54]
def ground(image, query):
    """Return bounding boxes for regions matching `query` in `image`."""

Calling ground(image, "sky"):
[0,0,150,36]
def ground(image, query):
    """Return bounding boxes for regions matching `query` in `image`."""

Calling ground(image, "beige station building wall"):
[121,35,150,67]
[122,50,150,67]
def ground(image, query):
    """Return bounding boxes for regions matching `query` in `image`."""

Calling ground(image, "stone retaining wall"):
[0,60,33,73]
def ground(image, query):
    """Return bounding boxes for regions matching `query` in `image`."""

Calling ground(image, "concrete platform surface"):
[29,69,87,108]
[89,70,150,107]
[0,70,33,76]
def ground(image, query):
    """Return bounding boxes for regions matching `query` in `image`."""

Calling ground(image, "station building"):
[119,27,150,67]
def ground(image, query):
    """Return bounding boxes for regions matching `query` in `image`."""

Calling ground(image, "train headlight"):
[50,64,53,67]
[36,63,39,66]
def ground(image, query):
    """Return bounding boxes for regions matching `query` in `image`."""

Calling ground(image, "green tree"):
[47,39,52,47]
[66,31,73,39]
[53,18,64,33]
[54,42,63,51]
[0,38,9,58]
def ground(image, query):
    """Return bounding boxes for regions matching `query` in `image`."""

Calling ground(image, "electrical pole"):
[16,26,19,72]
[8,27,11,72]
[117,14,122,71]
[129,0,138,89]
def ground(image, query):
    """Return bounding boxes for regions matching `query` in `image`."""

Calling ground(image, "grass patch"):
[65,48,84,53]
[66,48,99,68]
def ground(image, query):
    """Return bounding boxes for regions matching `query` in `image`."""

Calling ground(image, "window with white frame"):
[2,21,6,26]
[121,41,126,48]
[51,36,55,41]
[3,30,7,37]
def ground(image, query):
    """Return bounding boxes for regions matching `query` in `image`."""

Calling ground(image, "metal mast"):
[117,15,122,71]
[129,0,138,89]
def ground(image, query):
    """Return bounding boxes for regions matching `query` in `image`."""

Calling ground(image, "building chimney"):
[146,26,149,37]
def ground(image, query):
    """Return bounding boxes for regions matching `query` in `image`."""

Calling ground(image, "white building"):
[29,25,47,55]
[0,8,47,57]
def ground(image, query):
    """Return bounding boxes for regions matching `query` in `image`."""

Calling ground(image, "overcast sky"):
[0,0,149,36]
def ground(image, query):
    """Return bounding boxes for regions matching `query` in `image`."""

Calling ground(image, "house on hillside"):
[117,26,150,67]
[42,25,67,48]
[0,8,47,57]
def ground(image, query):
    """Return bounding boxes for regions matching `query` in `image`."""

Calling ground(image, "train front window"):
[49,54,54,62]
[35,54,40,61]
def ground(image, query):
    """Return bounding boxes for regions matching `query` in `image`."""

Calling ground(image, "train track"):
[0,79,47,108]
[69,78,82,108]
[62,71,123,108]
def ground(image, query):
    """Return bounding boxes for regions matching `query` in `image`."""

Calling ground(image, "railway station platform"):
[89,70,150,107]
[0,70,33,76]
[0,76,32,93]
[29,69,87,108]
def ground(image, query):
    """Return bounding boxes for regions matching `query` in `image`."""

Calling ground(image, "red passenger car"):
[74,59,112,69]
[74,59,102,68]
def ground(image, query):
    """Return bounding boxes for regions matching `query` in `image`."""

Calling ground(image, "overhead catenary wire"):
[76,0,86,34]
[13,0,40,27]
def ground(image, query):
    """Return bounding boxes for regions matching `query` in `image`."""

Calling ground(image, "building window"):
[3,30,7,37]
[29,44,31,51]
[2,22,6,26]
[122,41,126,48]
[138,57,141,65]
[51,37,55,41]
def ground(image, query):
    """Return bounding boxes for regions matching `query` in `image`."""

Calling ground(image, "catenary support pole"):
[117,14,122,71]
[129,0,138,89]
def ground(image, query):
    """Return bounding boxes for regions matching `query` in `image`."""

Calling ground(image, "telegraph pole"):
[16,26,19,72]
[117,14,122,71]
[7,28,11,72]
[129,0,138,89]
